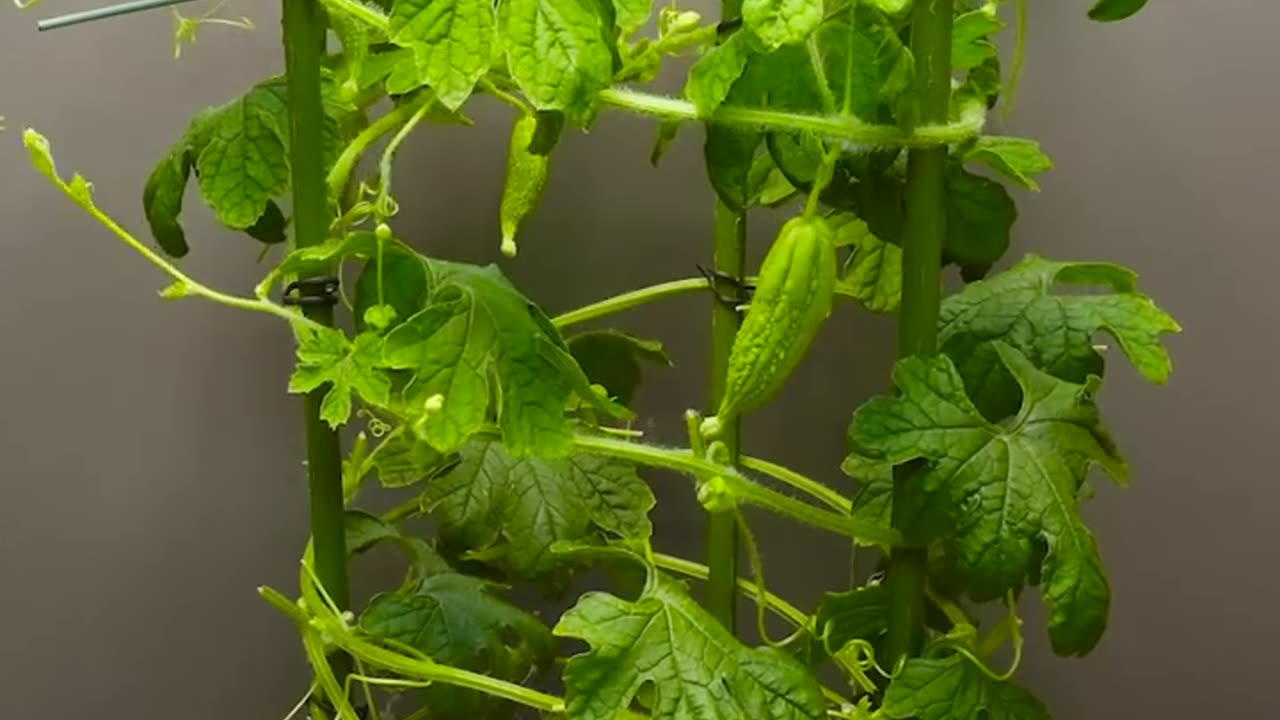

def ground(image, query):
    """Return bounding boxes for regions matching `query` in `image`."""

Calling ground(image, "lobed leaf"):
[555,574,826,720]
[567,329,672,407]
[742,0,823,52]
[142,76,351,255]
[1089,0,1148,22]
[272,234,628,455]
[686,32,754,117]
[387,0,495,109]
[944,164,1017,270]
[848,344,1128,655]
[951,6,1004,72]
[499,0,614,125]
[361,571,553,718]
[833,213,902,313]
[939,254,1181,420]
[882,655,1051,720]
[288,329,392,429]
[962,136,1053,192]
[423,439,654,578]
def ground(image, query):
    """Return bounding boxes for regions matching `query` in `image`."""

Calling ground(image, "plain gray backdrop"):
[2,1,1276,717]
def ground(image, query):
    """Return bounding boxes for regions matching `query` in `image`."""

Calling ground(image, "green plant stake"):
[11,0,1184,718]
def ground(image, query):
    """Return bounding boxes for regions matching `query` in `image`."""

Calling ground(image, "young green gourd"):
[701,214,837,438]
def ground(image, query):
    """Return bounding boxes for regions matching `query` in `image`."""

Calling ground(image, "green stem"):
[884,0,954,671]
[551,277,710,328]
[20,132,322,331]
[707,198,745,633]
[651,553,808,628]
[284,0,351,686]
[597,87,985,148]
[566,433,900,547]
[738,455,851,513]
[317,0,985,149]
[326,90,435,200]
[705,6,748,635]
[551,275,889,329]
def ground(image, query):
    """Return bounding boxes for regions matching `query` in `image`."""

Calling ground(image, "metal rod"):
[37,0,199,31]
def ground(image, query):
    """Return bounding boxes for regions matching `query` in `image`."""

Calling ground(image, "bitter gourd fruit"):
[703,215,837,437]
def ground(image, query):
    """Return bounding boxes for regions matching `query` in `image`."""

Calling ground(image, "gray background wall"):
[1,1,1276,717]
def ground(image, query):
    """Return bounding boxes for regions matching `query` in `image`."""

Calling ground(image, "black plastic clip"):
[283,276,340,307]
[697,265,752,311]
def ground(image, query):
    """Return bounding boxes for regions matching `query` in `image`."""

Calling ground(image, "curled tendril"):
[367,416,391,438]
[928,590,1024,682]
[732,506,808,650]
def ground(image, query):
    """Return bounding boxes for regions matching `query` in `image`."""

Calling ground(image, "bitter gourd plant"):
[11,0,1176,718]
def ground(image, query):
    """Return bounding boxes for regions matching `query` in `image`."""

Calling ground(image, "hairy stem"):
[884,0,954,670]
[284,0,351,689]
[598,87,985,148]
[316,0,983,148]
[739,455,851,513]
[566,433,900,547]
[652,553,808,627]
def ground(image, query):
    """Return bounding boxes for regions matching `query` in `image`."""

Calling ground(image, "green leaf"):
[944,164,1016,268]
[704,125,762,213]
[331,9,375,88]
[816,8,914,122]
[382,260,628,457]
[144,76,351,250]
[193,87,291,229]
[733,43,824,112]
[555,574,826,720]
[424,439,654,578]
[833,213,902,313]
[499,0,613,124]
[271,233,626,455]
[288,329,392,428]
[882,655,1051,720]
[814,584,889,653]
[963,136,1053,192]
[243,200,288,245]
[849,344,1127,655]
[142,144,194,257]
[840,453,894,532]
[866,0,909,12]
[567,330,672,406]
[345,509,401,553]
[612,0,651,34]
[938,254,1181,420]
[1089,0,1148,22]
[387,0,495,109]
[361,573,554,717]
[951,7,1003,72]
[686,32,753,117]
[344,510,452,576]
[742,0,823,51]
[369,430,451,488]
[353,244,431,334]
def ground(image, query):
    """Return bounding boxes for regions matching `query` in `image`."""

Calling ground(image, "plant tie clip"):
[696,265,752,311]
[283,277,341,308]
